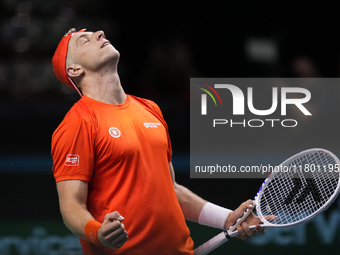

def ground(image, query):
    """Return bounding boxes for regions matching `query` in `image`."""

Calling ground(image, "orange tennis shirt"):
[51,95,194,255]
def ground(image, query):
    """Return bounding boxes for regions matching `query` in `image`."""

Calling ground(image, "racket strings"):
[259,151,340,226]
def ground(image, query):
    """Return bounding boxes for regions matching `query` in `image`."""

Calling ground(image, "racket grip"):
[194,231,229,255]
[228,206,253,232]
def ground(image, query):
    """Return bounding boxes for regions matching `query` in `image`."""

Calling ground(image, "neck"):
[80,67,126,105]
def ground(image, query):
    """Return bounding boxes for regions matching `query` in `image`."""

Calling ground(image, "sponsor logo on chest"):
[143,122,161,128]
[108,122,162,139]
[109,127,121,138]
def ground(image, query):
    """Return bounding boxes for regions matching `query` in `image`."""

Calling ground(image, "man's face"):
[67,30,119,72]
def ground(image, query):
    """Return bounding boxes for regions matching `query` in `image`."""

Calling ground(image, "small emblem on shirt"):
[109,127,121,138]
[65,154,79,166]
[144,122,161,128]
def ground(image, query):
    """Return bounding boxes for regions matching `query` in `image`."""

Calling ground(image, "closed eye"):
[76,35,91,47]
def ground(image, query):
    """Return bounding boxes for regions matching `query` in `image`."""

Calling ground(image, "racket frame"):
[255,148,340,228]
[194,148,340,255]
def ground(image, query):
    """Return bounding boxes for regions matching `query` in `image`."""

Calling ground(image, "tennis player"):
[51,28,264,255]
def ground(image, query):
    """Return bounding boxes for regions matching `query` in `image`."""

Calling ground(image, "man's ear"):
[66,64,84,78]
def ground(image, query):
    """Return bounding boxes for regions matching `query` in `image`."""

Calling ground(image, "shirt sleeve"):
[51,109,96,183]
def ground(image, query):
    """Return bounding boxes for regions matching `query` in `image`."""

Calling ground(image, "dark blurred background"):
[1,0,340,254]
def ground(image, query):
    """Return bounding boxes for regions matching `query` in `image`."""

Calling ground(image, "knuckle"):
[113,221,122,229]
[114,243,123,248]
[100,226,109,236]
[105,211,119,219]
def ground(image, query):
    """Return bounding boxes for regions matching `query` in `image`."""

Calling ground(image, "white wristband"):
[198,202,232,230]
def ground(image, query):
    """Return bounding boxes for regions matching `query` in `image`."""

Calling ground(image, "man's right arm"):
[56,180,128,248]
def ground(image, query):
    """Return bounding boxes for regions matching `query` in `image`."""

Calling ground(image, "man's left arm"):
[169,162,264,238]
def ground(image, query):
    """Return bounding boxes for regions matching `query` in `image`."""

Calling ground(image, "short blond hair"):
[64,28,77,37]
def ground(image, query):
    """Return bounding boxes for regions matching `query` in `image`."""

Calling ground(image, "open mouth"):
[101,41,111,48]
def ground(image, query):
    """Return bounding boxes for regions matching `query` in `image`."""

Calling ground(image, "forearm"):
[175,183,262,241]
[60,199,95,240]
[56,180,95,240]
[56,180,128,248]
[61,202,128,248]
[170,162,231,229]
[174,182,207,222]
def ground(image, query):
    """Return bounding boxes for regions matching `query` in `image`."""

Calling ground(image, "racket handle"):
[194,231,229,255]
[194,225,257,255]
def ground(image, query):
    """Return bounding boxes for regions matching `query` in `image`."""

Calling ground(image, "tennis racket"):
[194,148,340,255]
